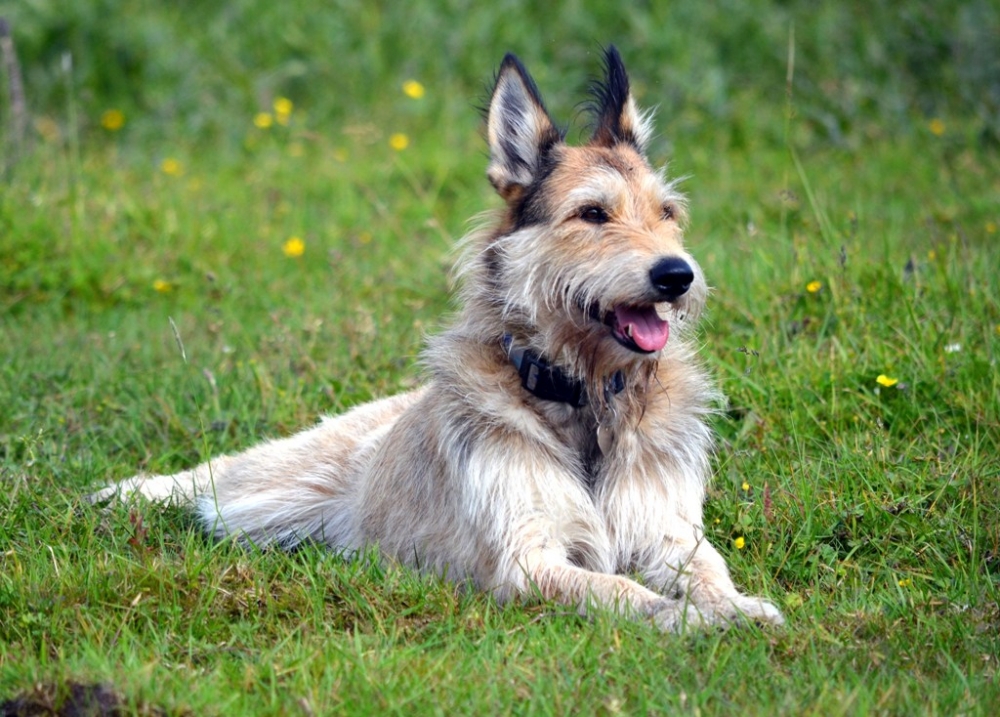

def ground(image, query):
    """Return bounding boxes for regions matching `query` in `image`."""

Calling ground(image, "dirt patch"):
[0,682,172,717]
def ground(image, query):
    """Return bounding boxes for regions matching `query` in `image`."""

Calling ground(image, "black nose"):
[649,257,694,301]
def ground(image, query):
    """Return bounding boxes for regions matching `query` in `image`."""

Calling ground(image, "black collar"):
[502,334,624,407]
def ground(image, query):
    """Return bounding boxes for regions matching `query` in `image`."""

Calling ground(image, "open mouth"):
[605,304,670,354]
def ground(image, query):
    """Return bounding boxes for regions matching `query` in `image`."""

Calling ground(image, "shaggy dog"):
[96,47,784,632]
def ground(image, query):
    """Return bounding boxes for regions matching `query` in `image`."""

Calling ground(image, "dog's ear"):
[487,54,561,201]
[588,46,653,154]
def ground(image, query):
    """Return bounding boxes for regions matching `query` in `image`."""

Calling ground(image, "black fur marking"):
[581,429,605,493]
[499,136,531,176]
[588,45,641,150]
[512,150,560,228]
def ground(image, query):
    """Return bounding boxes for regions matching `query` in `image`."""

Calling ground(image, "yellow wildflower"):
[402,80,425,99]
[254,112,274,129]
[987,222,997,235]
[273,97,293,125]
[283,236,305,258]
[876,374,898,388]
[927,249,936,260]
[152,279,171,293]
[928,119,945,136]
[734,537,746,550]
[741,481,750,491]
[160,158,183,176]
[389,133,409,151]
[806,280,822,293]
[101,109,125,131]
[898,578,911,588]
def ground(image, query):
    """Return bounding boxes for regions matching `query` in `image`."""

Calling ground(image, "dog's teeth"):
[624,324,633,339]
[655,302,670,320]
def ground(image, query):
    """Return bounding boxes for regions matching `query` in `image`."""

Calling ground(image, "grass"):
[2,1,999,714]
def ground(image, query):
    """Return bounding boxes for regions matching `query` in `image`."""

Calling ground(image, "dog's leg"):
[684,537,784,626]
[601,429,784,628]
[518,548,707,632]
[641,533,784,628]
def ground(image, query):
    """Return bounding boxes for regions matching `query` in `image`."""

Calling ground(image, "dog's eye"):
[662,203,677,221]
[579,206,609,224]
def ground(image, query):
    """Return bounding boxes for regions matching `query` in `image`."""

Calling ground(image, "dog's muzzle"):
[586,256,693,354]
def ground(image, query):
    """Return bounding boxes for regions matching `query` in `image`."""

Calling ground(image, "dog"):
[95,47,784,632]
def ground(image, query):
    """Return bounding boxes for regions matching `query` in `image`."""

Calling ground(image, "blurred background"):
[4,0,999,155]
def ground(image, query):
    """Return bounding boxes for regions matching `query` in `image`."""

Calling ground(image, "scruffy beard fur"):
[94,47,784,632]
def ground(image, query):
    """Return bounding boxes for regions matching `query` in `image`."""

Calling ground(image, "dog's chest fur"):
[532,400,606,492]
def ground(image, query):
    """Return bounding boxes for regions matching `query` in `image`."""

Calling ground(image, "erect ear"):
[588,45,653,154]
[486,53,562,201]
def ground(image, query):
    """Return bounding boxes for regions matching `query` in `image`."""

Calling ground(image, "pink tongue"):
[615,306,669,352]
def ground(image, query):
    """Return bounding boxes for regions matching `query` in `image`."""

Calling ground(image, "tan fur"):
[94,48,783,632]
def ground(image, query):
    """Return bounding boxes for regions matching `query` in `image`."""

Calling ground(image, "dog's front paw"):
[726,595,785,626]
[650,600,708,633]
[677,594,785,630]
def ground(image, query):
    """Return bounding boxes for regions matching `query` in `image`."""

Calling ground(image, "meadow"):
[1,1,998,714]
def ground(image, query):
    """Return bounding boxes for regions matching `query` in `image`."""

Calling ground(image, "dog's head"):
[472,46,708,387]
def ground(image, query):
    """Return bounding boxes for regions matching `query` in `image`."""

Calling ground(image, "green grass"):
[2,1,999,714]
